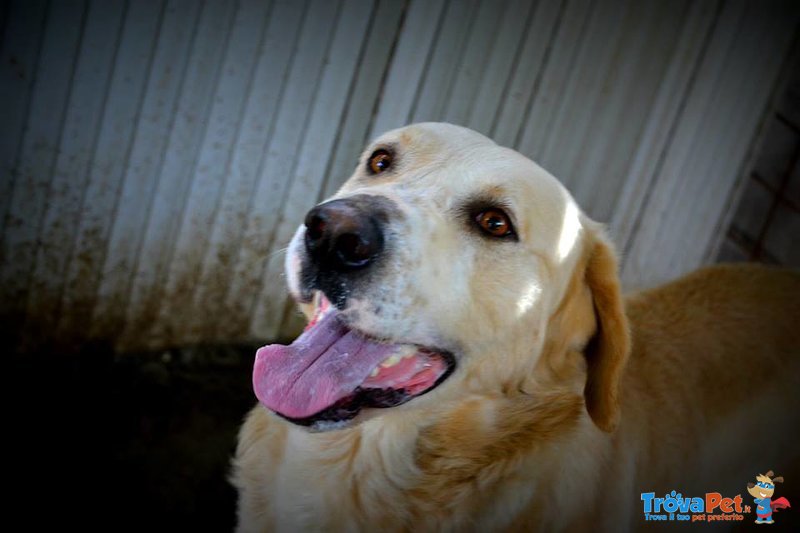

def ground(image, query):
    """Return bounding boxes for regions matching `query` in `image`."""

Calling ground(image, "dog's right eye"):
[367,149,392,174]
[475,209,515,238]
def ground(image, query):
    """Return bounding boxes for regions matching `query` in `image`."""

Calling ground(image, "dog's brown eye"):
[367,149,392,174]
[475,209,514,237]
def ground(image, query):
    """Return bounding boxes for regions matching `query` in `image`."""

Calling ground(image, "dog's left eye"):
[367,149,392,174]
[475,209,515,238]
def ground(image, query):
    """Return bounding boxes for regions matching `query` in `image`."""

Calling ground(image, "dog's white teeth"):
[376,346,417,369]
[396,345,417,358]
[370,367,380,378]
[381,354,401,368]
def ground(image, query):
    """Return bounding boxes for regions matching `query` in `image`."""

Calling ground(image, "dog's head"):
[747,471,783,499]
[253,123,629,432]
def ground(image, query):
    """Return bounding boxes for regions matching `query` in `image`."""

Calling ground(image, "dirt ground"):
[10,342,259,531]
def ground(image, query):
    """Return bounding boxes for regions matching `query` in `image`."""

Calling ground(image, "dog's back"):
[616,264,800,526]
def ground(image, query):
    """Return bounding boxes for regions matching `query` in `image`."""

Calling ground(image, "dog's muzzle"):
[298,194,397,308]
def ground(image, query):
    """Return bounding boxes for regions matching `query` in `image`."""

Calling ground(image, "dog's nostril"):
[335,233,373,268]
[306,215,326,242]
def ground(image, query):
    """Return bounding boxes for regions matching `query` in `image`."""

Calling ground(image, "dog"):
[232,123,800,531]
[747,471,790,524]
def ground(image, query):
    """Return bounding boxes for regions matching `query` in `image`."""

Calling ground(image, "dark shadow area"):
[8,342,259,531]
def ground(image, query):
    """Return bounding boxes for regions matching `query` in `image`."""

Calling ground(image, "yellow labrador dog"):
[232,123,799,531]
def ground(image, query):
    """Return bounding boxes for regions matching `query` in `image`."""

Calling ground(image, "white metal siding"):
[1,0,797,352]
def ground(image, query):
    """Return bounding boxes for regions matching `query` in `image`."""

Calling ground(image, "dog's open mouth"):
[252,296,455,429]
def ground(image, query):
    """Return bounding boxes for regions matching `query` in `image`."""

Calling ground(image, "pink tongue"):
[253,311,398,419]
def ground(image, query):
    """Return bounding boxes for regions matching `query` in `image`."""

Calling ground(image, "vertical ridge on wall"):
[319,0,409,201]
[515,0,595,163]
[468,0,537,135]
[0,0,47,242]
[610,0,722,255]
[193,0,307,342]
[138,0,240,346]
[565,0,690,220]
[152,0,274,346]
[99,0,227,344]
[43,0,129,347]
[90,0,200,338]
[23,0,128,352]
[441,0,506,127]
[55,0,166,347]
[1,0,798,351]
[408,0,476,124]
[1,0,87,346]
[493,0,565,147]
[531,0,630,191]
[369,0,446,138]
[621,0,799,288]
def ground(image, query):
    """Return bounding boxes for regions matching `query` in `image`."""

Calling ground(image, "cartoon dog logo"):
[747,471,791,524]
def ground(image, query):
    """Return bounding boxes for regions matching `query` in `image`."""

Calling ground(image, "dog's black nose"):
[304,199,384,271]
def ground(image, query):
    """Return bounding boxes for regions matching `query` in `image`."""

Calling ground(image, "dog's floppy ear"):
[582,232,630,432]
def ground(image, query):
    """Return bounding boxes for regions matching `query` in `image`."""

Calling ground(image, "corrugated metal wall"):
[1,0,798,352]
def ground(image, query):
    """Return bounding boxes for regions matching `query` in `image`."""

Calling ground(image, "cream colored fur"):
[232,123,800,532]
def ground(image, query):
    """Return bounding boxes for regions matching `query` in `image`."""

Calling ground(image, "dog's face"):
[254,123,629,431]
[747,476,776,499]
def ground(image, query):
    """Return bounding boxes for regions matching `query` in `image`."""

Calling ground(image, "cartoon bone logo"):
[747,470,791,524]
